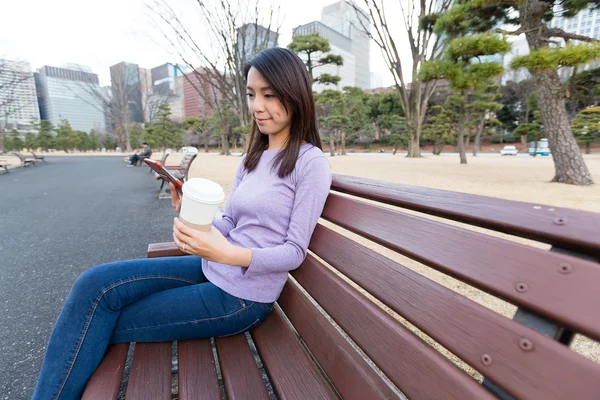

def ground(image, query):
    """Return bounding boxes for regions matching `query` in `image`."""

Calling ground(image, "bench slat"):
[252,306,338,399]
[321,193,600,342]
[215,334,270,400]
[292,255,494,400]
[309,225,600,400]
[332,174,600,258]
[278,279,399,399]
[125,342,172,400]
[178,339,221,400]
[82,344,129,400]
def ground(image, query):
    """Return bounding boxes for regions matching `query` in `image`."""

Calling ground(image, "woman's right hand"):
[170,183,182,213]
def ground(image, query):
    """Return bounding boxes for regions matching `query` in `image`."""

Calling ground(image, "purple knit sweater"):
[202,144,332,303]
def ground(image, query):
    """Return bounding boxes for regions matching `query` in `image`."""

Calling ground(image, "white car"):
[179,146,199,155]
[500,145,519,156]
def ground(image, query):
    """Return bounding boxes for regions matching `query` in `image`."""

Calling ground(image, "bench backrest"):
[179,153,197,181]
[278,174,600,400]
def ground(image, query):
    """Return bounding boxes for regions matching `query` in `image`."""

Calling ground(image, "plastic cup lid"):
[182,178,225,204]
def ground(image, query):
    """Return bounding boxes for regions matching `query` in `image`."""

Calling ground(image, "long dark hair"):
[243,47,322,178]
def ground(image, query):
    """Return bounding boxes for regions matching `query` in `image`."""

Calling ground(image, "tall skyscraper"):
[293,21,356,92]
[237,23,279,65]
[109,62,151,124]
[0,59,40,131]
[35,65,105,133]
[151,63,187,96]
[183,68,220,119]
[321,1,371,89]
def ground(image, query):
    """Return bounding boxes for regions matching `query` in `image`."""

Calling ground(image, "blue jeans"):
[32,256,274,400]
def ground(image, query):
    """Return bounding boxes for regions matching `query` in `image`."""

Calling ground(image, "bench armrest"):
[147,242,186,258]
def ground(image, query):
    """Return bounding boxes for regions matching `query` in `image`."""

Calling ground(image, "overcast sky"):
[0,0,406,87]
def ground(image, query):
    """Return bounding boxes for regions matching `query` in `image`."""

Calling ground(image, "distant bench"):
[84,175,600,399]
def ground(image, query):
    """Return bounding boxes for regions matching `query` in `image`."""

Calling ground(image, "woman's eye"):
[246,93,254,98]
[264,94,274,98]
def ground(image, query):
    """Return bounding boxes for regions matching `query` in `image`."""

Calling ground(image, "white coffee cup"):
[179,178,225,231]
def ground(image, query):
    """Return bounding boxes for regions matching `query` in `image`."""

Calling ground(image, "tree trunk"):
[585,141,591,154]
[522,0,593,185]
[532,70,593,184]
[533,141,538,157]
[521,134,527,151]
[456,112,468,164]
[473,116,485,156]
[204,131,209,152]
[220,132,231,156]
[393,144,398,155]
[406,115,422,157]
[340,129,346,155]
[0,128,4,153]
[329,131,335,157]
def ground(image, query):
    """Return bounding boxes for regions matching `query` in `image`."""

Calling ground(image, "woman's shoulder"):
[298,143,327,163]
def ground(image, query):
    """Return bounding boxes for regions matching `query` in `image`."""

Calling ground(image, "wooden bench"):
[156,153,197,199]
[13,152,35,167]
[30,151,46,162]
[0,159,8,173]
[83,174,600,400]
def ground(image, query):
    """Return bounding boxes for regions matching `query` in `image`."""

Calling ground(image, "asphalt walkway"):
[0,156,176,399]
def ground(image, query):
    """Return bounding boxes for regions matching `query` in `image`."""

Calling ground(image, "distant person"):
[127,142,152,166]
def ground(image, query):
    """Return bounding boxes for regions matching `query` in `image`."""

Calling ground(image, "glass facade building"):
[35,65,105,133]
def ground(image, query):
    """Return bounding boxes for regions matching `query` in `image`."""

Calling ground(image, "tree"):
[349,0,453,157]
[436,0,596,184]
[5,130,24,151]
[128,123,144,150]
[89,130,101,151]
[497,79,535,148]
[467,83,504,156]
[55,120,74,152]
[423,105,456,155]
[76,131,91,152]
[565,67,600,118]
[571,106,600,154]
[36,121,54,151]
[144,103,183,150]
[420,34,510,163]
[288,34,344,87]
[24,131,36,150]
[150,0,280,154]
[514,110,543,155]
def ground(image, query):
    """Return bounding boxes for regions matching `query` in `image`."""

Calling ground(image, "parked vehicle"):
[500,145,519,156]
[529,138,551,156]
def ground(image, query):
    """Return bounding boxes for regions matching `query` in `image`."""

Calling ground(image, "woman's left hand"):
[173,218,233,264]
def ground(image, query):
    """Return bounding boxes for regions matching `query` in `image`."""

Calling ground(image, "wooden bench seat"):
[84,174,600,400]
[13,152,35,167]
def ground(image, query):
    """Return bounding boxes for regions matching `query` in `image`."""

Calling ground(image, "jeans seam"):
[113,299,253,334]
[53,275,198,400]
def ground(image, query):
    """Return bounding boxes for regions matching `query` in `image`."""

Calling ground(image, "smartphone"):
[144,158,184,194]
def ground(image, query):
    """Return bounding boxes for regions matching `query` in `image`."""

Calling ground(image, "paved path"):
[0,156,176,399]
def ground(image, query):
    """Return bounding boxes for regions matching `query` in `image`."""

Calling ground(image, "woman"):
[32,47,332,400]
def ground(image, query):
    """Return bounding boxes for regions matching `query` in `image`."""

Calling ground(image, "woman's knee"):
[70,262,118,300]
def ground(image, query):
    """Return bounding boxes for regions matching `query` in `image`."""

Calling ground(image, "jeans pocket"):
[219,318,260,338]
[259,302,275,313]
[238,298,255,309]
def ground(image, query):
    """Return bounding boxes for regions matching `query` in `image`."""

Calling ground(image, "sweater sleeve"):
[244,156,332,276]
[212,157,245,237]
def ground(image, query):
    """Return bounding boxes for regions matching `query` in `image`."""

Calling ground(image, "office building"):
[293,21,356,92]
[35,65,105,132]
[0,59,40,131]
[109,62,152,124]
[151,63,187,95]
[183,68,221,119]
[237,23,279,65]
[321,1,371,89]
